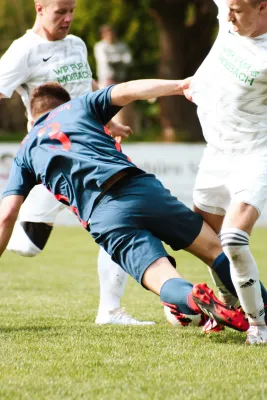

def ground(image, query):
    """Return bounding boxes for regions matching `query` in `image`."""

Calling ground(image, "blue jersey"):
[3,86,140,227]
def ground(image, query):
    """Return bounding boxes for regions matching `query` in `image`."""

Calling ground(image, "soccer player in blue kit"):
[0,79,249,333]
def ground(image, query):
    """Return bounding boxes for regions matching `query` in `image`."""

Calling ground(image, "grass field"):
[1,226,267,400]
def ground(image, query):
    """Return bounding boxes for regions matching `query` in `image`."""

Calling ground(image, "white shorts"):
[18,184,65,224]
[193,146,267,216]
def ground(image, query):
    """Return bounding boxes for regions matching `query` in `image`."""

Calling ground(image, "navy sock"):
[212,253,237,297]
[212,253,267,308]
[160,278,198,315]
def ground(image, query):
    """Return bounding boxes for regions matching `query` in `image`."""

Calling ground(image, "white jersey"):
[0,30,93,122]
[191,1,267,152]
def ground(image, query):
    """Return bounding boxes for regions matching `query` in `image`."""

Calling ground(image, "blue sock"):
[160,278,198,315]
[212,253,267,308]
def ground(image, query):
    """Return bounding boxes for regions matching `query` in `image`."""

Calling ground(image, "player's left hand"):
[107,120,133,140]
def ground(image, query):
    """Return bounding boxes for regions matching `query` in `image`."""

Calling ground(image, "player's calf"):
[160,278,208,327]
[7,221,53,257]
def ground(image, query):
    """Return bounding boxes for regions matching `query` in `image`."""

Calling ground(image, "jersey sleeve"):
[0,40,29,98]
[2,156,36,198]
[84,85,122,125]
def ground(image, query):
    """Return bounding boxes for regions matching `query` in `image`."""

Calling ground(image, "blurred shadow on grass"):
[0,325,55,333]
[204,330,246,345]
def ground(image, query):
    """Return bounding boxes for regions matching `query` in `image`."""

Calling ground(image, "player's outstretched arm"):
[110,78,190,106]
[0,195,24,257]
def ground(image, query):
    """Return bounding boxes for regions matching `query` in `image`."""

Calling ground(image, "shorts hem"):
[194,200,226,216]
[138,251,169,287]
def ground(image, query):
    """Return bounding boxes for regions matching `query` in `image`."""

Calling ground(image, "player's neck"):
[250,19,267,38]
[32,18,58,41]
[32,25,57,41]
[33,110,53,123]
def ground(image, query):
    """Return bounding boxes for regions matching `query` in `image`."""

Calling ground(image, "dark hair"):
[30,82,71,118]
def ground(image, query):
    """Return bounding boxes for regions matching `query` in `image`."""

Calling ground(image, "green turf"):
[1,226,267,400]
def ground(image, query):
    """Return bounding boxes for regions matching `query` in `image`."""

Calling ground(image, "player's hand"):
[107,120,133,140]
[181,76,193,102]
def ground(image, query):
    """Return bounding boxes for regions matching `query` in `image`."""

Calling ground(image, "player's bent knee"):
[7,221,53,257]
[141,256,178,295]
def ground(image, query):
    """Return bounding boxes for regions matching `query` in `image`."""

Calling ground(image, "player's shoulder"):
[94,40,106,50]
[65,34,86,47]
[94,40,103,47]
[9,30,40,49]
[0,31,36,62]
[4,30,45,61]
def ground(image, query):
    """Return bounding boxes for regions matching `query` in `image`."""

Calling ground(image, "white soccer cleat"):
[246,324,267,345]
[95,308,155,326]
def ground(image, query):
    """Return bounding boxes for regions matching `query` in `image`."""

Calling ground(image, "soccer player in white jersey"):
[0,0,154,326]
[187,0,267,344]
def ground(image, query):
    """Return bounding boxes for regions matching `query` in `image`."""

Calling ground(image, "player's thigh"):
[19,184,65,223]
[223,202,259,234]
[227,152,267,232]
[193,204,224,234]
[90,221,173,286]
[193,146,230,214]
[119,173,205,252]
[185,220,223,266]
[148,194,204,252]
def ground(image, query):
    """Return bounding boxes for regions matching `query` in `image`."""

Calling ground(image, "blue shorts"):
[90,172,203,284]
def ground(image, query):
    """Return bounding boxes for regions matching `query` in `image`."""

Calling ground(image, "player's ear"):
[259,2,267,13]
[35,2,44,16]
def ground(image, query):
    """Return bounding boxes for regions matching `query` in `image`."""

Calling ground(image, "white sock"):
[221,228,265,324]
[97,247,128,315]
[7,221,42,257]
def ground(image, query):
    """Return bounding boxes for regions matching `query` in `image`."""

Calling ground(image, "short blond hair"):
[34,0,51,5]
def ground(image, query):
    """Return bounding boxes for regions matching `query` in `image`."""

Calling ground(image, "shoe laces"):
[112,307,138,323]
[247,324,266,335]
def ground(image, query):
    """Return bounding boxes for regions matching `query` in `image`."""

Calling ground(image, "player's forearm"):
[0,195,24,256]
[0,219,16,256]
[111,79,187,106]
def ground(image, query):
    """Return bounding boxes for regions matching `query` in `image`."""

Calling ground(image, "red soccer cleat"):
[192,283,249,332]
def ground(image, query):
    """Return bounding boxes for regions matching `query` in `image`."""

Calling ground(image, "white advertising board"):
[1,143,267,225]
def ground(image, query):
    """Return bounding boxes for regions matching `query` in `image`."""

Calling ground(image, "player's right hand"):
[181,77,193,102]
[108,120,133,140]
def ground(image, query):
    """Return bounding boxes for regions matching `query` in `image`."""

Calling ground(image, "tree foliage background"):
[0,0,217,141]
